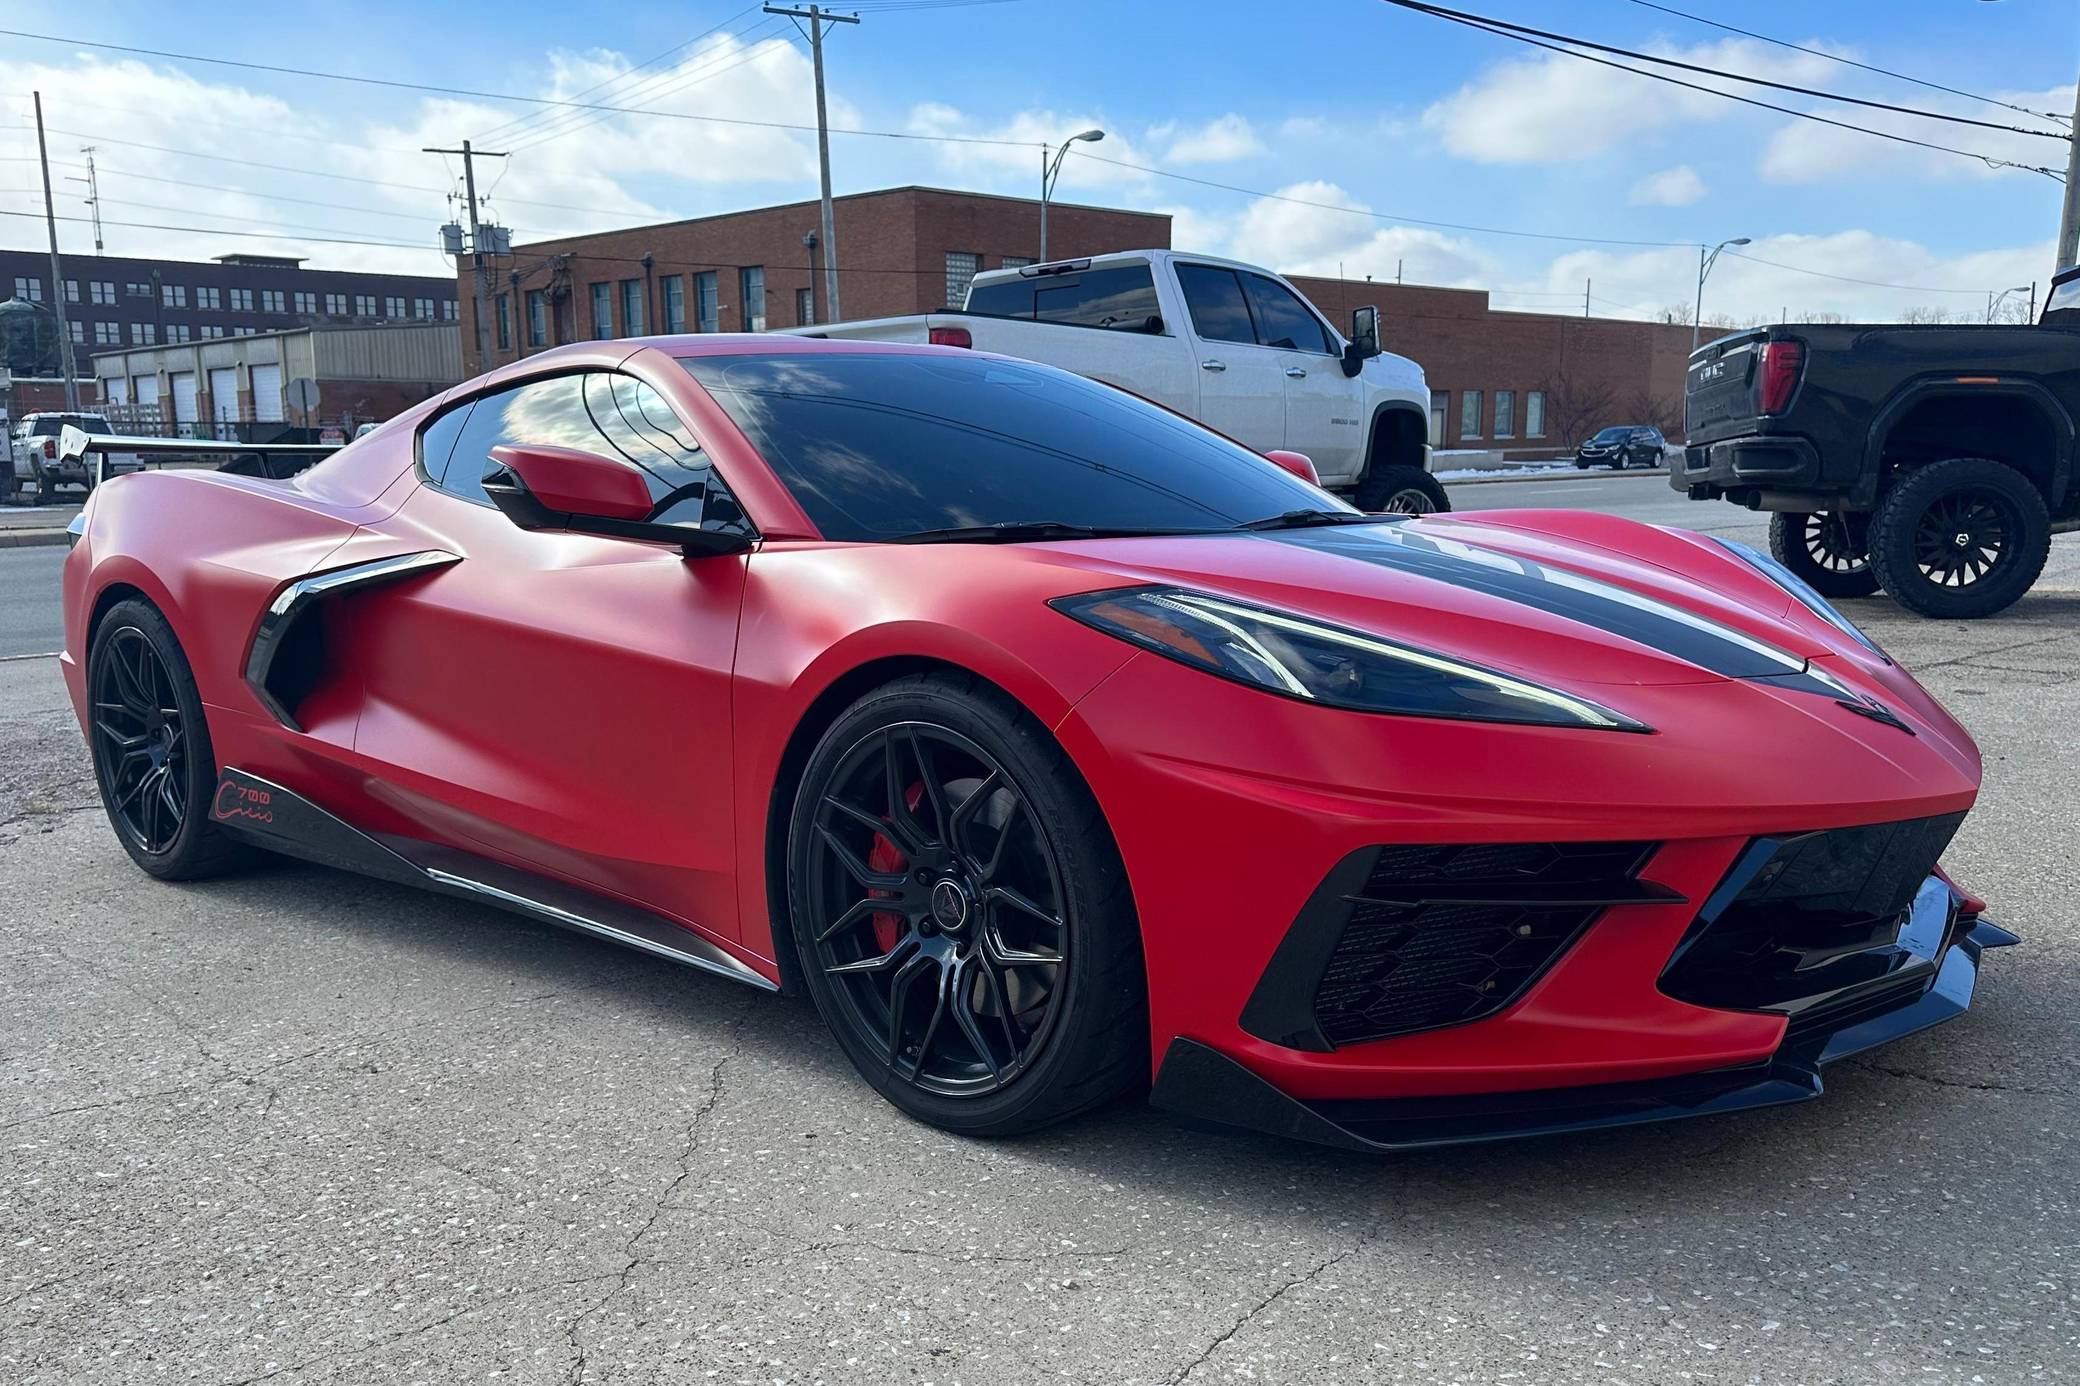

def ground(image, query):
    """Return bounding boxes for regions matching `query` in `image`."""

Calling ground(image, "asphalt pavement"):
[3,470,2076,1384]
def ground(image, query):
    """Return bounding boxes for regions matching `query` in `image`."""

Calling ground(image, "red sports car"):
[61,337,2012,1149]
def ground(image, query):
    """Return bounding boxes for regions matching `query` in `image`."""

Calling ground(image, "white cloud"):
[1420,38,1838,163]
[1153,114,1264,164]
[1215,182,1499,286]
[903,104,1149,196]
[1758,83,2074,185]
[1629,165,1706,207]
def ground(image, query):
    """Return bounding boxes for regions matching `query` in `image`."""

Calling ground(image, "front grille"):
[1307,841,1661,1048]
[1661,813,1965,1016]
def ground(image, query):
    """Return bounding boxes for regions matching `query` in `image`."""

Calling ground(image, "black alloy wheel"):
[1868,457,2051,620]
[1355,464,1450,515]
[87,600,247,879]
[1769,510,1880,599]
[788,675,1145,1136]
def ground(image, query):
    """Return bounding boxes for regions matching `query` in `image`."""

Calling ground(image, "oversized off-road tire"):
[786,672,1146,1137]
[1867,457,2050,620]
[1354,464,1450,515]
[1769,510,1880,599]
[86,599,252,880]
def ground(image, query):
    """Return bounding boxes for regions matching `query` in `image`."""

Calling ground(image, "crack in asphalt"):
[1165,1232,1377,1385]
[1841,1058,2074,1100]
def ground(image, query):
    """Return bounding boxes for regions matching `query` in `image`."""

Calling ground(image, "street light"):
[1039,128,1104,262]
[1693,236,1751,354]
[1987,284,2031,322]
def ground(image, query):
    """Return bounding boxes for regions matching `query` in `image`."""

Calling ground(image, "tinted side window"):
[1175,264,1255,345]
[964,277,1035,319]
[1243,274,1333,354]
[1035,267,1160,330]
[439,375,592,505]
[417,399,475,483]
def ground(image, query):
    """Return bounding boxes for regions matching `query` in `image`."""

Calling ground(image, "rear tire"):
[786,673,1147,1137]
[1769,510,1880,598]
[86,599,251,880]
[1867,457,2050,620]
[1354,464,1449,515]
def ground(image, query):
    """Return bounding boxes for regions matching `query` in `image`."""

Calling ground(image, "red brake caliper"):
[864,783,927,953]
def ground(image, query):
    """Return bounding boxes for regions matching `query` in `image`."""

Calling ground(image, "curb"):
[0,529,68,549]
[1441,467,1671,488]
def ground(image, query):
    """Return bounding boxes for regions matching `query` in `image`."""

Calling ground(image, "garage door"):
[249,364,283,423]
[134,376,159,410]
[171,372,198,429]
[209,367,239,436]
[105,377,128,405]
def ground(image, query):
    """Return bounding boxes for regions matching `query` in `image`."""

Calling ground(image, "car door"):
[1172,263,1286,453]
[341,365,759,943]
[1239,272,1360,481]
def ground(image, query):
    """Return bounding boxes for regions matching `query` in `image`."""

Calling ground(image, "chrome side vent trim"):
[245,550,460,731]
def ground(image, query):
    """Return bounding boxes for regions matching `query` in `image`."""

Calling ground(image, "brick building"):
[464,185,1170,376]
[0,248,460,384]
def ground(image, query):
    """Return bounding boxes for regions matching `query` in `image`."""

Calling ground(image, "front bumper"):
[1153,910,2016,1152]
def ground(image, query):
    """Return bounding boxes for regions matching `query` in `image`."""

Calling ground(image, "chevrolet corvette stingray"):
[61,336,2012,1149]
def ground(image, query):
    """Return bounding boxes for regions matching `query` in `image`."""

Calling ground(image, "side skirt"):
[209,768,778,992]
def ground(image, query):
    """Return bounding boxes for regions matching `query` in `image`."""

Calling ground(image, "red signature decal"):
[212,781,275,825]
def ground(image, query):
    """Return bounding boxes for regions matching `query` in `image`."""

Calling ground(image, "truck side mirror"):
[1344,305,1382,377]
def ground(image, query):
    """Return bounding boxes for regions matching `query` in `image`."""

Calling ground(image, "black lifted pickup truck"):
[1673,265,2080,618]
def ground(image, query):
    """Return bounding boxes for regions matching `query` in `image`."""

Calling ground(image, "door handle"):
[1199,359,1226,372]
[1284,366,1307,379]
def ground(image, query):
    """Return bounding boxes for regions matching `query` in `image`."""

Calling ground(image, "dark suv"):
[1673,265,2080,618]
[1575,426,1665,470]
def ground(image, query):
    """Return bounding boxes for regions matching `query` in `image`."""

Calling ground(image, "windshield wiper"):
[1234,508,1401,532]
[884,520,1209,545]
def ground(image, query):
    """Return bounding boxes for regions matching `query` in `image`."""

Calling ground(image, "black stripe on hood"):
[1266,522,1842,693]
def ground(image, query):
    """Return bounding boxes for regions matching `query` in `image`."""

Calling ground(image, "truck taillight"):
[928,326,972,348]
[1757,339,1803,414]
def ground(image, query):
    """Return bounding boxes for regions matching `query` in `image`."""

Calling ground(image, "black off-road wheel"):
[1354,464,1449,515]
[1769,510,1880,599]
[786,673,1146,1137]
[87,599,250,880]
[1868,458,2050,620]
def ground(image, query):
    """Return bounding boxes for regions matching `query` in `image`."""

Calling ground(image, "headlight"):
[1710,535,1887,660]
[1051,587,1648,732]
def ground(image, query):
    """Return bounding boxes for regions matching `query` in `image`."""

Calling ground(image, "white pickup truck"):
[788,249,1443,513]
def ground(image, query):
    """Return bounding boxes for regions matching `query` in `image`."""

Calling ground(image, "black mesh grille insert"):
[1310,841,1658,1047]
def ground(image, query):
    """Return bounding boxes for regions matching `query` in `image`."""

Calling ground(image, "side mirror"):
[482,443,752,558]
[1343,305,1382,378]
[1264,449,1319,485]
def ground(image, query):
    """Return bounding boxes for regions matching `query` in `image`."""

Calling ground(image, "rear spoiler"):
[58,424,343,483]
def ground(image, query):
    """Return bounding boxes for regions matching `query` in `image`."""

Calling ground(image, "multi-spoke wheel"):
[1868,458,2050,620]
[787,674,1145,1135]
[87,600,247,879]
[1769,510,1880,599]
[1354,464,1448,516]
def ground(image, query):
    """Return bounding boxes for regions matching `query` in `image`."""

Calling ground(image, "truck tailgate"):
[1685,330,1766,444]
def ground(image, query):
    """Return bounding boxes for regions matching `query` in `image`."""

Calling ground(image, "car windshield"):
[1590,426,1629,442]
[680,352,1338,541]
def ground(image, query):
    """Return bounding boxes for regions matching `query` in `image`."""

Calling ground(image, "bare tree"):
[1625,388,1682,436]
[1536,374,1618,446]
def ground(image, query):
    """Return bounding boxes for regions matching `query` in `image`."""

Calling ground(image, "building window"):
[229,287,253,311]
[64,279,80,303]
[661,276,686,333]
[414,297,433,319]
[67,319,84,344]
[200,325,225,339]
[126,281,151,298]
[166,323,191,343]
[590,282,613,338]
[1525,391,1546,439]
[440,299,458,321]
[525,289,546,347]
[385,295,406,318]
[94,321,120,345]
[261,289,285,313]
[354,294,376,317]
[1459,389,1483,440]
[945,251,981,308]
[90,280,115,305]
[132,322,156,345]
[1494,390,1516,439]
[1429,398,1447,446]
[235,325,255,336]
[694,272,718,332]
[1000,255,1035,270]
[14,276,43,302]
[196,286,221,310]
[795,286,814,327]
[324,292,347,315]
[619,278,644,337]
[495,294,511,350]
[739,266,765,331]
[291,291,313,313]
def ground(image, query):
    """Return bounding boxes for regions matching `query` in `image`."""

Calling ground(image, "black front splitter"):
[1149,920,2017,1154]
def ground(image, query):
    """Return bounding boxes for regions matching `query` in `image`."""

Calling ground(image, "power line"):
[1619,0,2073,127]
[1377,0,2069,179]
[505,19,798,155]
[1721,249,1992,295]
[0,205,430,250]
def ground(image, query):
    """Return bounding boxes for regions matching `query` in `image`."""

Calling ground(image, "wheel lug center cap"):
[929,877,974,935]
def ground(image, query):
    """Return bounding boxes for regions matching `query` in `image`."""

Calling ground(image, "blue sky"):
[0,0,2072,323]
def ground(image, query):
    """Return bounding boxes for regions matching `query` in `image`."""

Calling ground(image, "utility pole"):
[766,4,858,324]
[1584,278,1591,318]
[68,146,103,254]
[423,139,508,372]
[2057,51,2080,272]
[33,93,79,411]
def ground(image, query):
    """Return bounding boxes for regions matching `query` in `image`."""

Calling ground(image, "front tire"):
[786,674,1147,1137]
[1769,510,1880,598]
[1354,464,1449,515]
[87,599,250,880]
[1867,458,2050,619]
